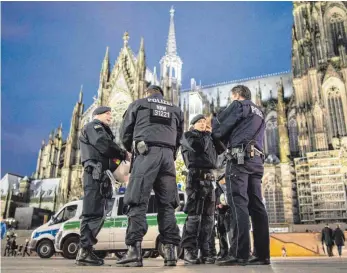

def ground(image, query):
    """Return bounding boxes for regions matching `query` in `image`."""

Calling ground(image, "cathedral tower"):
[60,87,84,201]
[277,78,291,163]
[292,1,347,154]
[160,6,183,105]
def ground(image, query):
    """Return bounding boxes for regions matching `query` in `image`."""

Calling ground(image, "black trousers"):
[181,170,215,255]
[79,171,106,249]
[225,156,269,260]
[124,147,181,246]
[217,212,230,257]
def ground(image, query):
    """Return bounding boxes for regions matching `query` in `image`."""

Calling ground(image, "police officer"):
[212,85,270,266]
[117,85,184,267]
[76,106,129,266]
[180,114,225,265]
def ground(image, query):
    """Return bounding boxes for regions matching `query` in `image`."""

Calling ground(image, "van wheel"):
[62,236,79,259]
[158,242,182,259]
[37,239,55,259]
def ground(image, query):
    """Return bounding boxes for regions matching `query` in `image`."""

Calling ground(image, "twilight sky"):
[1,1,293,177]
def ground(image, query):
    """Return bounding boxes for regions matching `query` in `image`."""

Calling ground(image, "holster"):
[84,161,103,181]
[100,173,113,199]
[225,145,245,165]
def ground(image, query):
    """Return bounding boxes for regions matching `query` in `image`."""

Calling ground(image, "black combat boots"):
[164,244,177,266]
[200,252,216,264]
[247,255,271,265]
[116,242,143,267]
[184,248,199,264]
[75,247,104,266]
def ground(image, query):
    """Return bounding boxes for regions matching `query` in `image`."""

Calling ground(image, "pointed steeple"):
[217,89,220,109]
[104,46,109,60]
[166,6,177,56]
[138,37,146,77]
[101,46,110,72]
[277,78,284,104]
[137,37,146,99]
[79,85,83,103]
[277,78,290,163]
[256,81,263,107]
[57,123,63,138]
[123,31,129,47]
[160,6,182,105]
[153,66,157,85]
[210,98,215,114]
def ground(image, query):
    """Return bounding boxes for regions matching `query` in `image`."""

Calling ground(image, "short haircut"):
[231,85,252,100]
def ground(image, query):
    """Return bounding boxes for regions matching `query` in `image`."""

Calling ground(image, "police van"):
[54,189,187,259]
[29,200,83,258]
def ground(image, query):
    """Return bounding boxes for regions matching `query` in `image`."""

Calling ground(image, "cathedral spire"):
[104,46,109,60]
[256,81,263,107]
[123,31,129,47]
[166,6,177,56]
[79,85,83,103]
[160,6,183,106]
[277,78,291,163]
[138,37,146,74]
[137,37,146,98]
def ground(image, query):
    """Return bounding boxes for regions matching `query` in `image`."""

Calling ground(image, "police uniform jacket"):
[212,100,265,152]
[181,130,224,169]
[80,119,126,169]
[120,93,184,153]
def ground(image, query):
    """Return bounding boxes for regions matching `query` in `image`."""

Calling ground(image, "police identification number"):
[153,105,171,118]
[150,103,172,125]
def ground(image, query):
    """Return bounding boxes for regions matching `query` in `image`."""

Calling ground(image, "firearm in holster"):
[85,161,103,181]
[224,145,245,165]
[84,161,113,199]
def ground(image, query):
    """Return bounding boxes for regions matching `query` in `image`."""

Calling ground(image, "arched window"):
[329,12,347,56]
[288,118,299,154]
[265,116,279,156]
[327,86,347,137]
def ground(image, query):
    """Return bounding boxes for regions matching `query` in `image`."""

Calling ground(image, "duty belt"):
[227,145,264,164]
[133,141,175,155]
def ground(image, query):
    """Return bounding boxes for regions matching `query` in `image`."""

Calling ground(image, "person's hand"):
[125,152,131,162]
[205,114,213,132]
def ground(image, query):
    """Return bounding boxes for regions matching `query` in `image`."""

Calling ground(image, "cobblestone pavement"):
[1,256,347,273]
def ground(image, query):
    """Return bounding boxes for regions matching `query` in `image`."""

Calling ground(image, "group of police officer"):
[75,84,270,267]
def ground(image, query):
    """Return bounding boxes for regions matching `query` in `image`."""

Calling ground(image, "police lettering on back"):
[250,105,263,119]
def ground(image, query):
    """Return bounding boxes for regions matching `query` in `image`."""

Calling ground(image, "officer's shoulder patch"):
[93,124,103,132]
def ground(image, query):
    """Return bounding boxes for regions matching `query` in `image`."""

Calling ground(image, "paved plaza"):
[1,256,347,273]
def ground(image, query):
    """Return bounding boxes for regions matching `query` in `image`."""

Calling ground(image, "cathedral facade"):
[33,7,182,204]
[292,1,347,223]
[10,2,347,224]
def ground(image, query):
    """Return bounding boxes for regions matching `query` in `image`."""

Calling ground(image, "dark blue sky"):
[1,1,293,177]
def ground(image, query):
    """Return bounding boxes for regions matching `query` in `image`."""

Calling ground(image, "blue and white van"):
[29,200,83,258]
